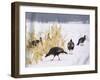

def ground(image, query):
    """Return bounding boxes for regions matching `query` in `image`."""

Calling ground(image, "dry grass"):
[25,23,66,65]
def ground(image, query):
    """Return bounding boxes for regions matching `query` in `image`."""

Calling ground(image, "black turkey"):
[67,39,74,51]
[45,47,67,61]
[77,35,86,45]
[32,37,42,46]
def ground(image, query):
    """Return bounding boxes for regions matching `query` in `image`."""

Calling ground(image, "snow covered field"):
[26,22,90,68]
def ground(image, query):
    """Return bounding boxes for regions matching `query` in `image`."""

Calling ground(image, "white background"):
[0,0,100,80]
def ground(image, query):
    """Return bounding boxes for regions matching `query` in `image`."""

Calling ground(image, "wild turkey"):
[77,35,86,45]
[32,37,42,46]
[45,47,67,61]
[67,39,74,51]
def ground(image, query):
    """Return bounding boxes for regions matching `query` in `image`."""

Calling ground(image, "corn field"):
[25,23,66,66]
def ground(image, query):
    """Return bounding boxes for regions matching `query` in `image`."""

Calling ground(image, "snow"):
[27,41,89,68]
[26,22,90,68]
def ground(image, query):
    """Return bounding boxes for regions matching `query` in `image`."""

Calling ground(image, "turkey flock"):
[32,35,87,61]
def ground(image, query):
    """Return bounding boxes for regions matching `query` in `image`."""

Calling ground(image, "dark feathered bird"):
[32,37,42,46]
[67,39,74,51]
[45,47,67,61]
[77,35,86,45]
